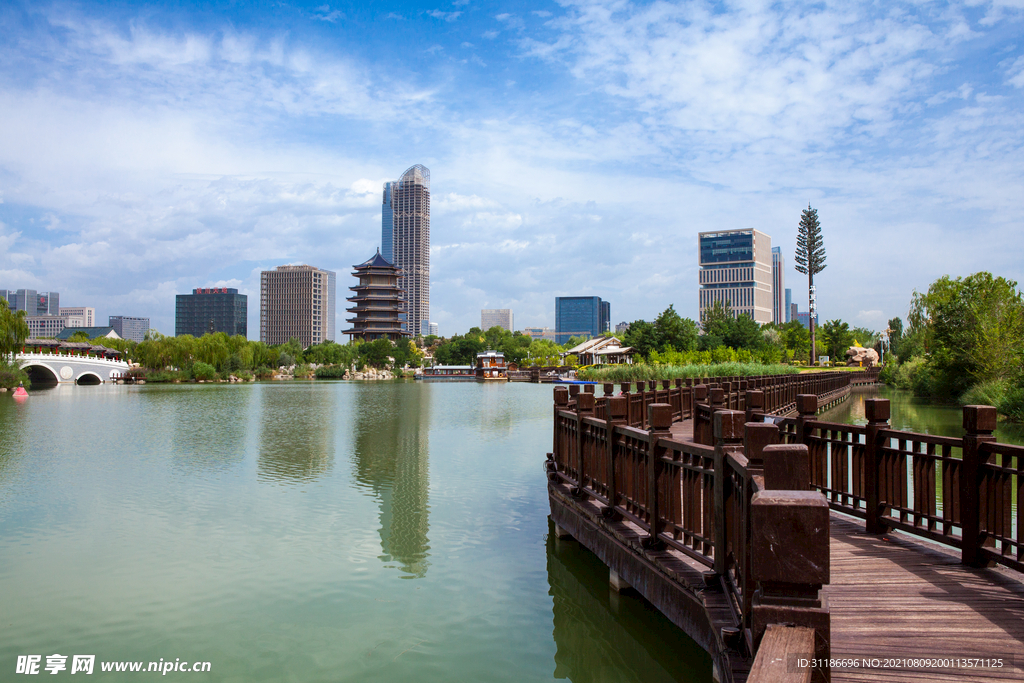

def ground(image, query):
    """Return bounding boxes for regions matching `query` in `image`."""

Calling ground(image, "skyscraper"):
[481,309,513,332]
[260,266,336,346]
[697,229,773,324]
[555,296,610,345]
[382,165,430,336]
[109,316,150,343]
[1,289,59,316]
[772,246,785,325]
[176,287,248,337]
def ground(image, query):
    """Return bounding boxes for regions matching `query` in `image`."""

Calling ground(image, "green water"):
[819,385,1024,446]
[0,381,711,682]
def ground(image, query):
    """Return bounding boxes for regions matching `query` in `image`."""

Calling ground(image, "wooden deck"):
[828,513,1024,682]
[617,416,1024,681]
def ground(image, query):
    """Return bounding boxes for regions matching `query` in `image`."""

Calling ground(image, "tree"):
[820,319,852,361]
[795,205,826,365]
[887,317,903,360]
[622,320,656,358]
[653,305,699,352]
[725,314,763,350]
[0,298,30,359]
[700,300,733,345]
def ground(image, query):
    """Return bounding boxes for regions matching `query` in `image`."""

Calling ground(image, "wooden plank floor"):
[828,514,1024,682]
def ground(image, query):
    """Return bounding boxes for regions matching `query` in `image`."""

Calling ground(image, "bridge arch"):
[75,372,102,385]
[22,363,59,386]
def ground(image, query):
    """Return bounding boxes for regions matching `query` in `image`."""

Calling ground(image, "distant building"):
[772,247,785,325]
[343,252,408,342]
[523,326,556,342]
[697,229,772,324]
[794,310,818,330]
[382,164,430,336]
[790,302,799,323]
[26,314,83,338]
[785,289,793,323]
[176,287,248,338]
[428,322,438,336]
[481,309,513,332]
[555,296,610,345]
[55,326,120,340]
[260,266,336,346]
[615,321,630,334]
[1,289,59,316]
[109,316,150,343]
[60,307,95,327]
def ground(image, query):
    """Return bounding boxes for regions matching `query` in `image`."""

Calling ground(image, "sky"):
[1,0,1022,338]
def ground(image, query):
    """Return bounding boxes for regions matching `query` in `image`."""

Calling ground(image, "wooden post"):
[693,384,708,444]
[796,394,817,443]
[643,403,673,549]
[552,387,569,471]
[713,410,745,575]
[961,405,998,568]
[603,383,615,397]
[763,444,811,491]
[745,390,765,424]
[751,490,830,683]
[572,392,595,498]
[864,398,890,534]
[745,422,779,473]
[602,396,628,520]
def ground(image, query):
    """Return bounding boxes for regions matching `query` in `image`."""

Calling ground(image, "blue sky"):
[1,0,1022,338]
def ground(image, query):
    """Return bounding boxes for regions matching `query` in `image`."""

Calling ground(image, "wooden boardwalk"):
[828,514,1024,682]
[658,416,1024,681]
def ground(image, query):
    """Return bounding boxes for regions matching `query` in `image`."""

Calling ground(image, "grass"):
[577,362,800,383]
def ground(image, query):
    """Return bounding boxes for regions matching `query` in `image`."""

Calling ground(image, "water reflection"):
[547,524,711,682]
[258,384,335,482]
[162,386,251,472]
[351,382,431,578]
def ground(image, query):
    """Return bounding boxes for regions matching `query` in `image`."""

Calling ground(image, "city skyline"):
[0,2,1022,337]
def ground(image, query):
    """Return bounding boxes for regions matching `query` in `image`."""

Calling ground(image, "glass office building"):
[698,229,773,324]
[382,165,430,336]
[176,287,248,338]
[772,246,785,325]
[555,296,610,345]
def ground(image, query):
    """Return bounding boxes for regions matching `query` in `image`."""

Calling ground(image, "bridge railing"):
[549,388,832,680]
[777,396,1023,573]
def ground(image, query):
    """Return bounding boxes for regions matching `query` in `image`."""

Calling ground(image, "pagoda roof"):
[354,251,396,269]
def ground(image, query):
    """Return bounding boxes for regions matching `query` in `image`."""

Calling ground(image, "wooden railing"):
[776,396,1023,572]
[548,387,832,680]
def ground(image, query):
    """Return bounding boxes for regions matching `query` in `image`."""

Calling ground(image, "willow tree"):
[0,298,30,359]
[795,205,827,365]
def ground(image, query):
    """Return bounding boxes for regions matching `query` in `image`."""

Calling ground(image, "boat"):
[416,365,476,381]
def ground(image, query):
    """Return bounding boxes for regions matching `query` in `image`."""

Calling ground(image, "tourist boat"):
[416,365,476,381]
[475,350,508,381]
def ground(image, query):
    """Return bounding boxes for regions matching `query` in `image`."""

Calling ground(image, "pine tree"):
[795,205,826,365]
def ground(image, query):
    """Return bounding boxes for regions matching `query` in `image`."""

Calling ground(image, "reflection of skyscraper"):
[352,382,430,578]
[257,385,335,482]
[381,165,430,336]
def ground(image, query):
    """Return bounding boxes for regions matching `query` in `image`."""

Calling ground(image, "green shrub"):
[146,370,186,383]
[254,366,275,380]
[960,380,1008,409]
[190,362,217,381]
[577,362,799,383]
[315,365,348,379]
[0,360,30,390]
[999,385,1024,422]
[293,364,314,379]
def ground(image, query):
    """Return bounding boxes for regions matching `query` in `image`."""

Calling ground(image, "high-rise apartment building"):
[176,287,248,338]
[260,265,336,347]
[382,165,430,336]
[555,296,610,345]
[109,316,150,343]
[481,309,513,332]
[785,289,793,323]
[60,307,95,327]
[771,246,785,325]
[343,252,407,342]
[697,229,773,325]
[1,289,59,316]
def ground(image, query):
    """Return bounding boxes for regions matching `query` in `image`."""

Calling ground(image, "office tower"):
[794,310,818,330]
[1,289,59,316]
[697,229,773,324]
[109,316,150,343]
[260,265,336,346]
[554,296,610,345]
[481,309,513,332]
[26,315,83,338]
[60,307,95,327]
[428,322,438,336]
[344,252,408,342]
[785,289,793,323]
[771,246,785,325]
[175,287,248,338]
[382,164,430,336]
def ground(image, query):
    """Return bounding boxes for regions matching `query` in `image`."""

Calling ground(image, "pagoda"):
[343,251,409,341]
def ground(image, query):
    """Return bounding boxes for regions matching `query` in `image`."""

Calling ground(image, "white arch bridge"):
[16,352,131,385]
